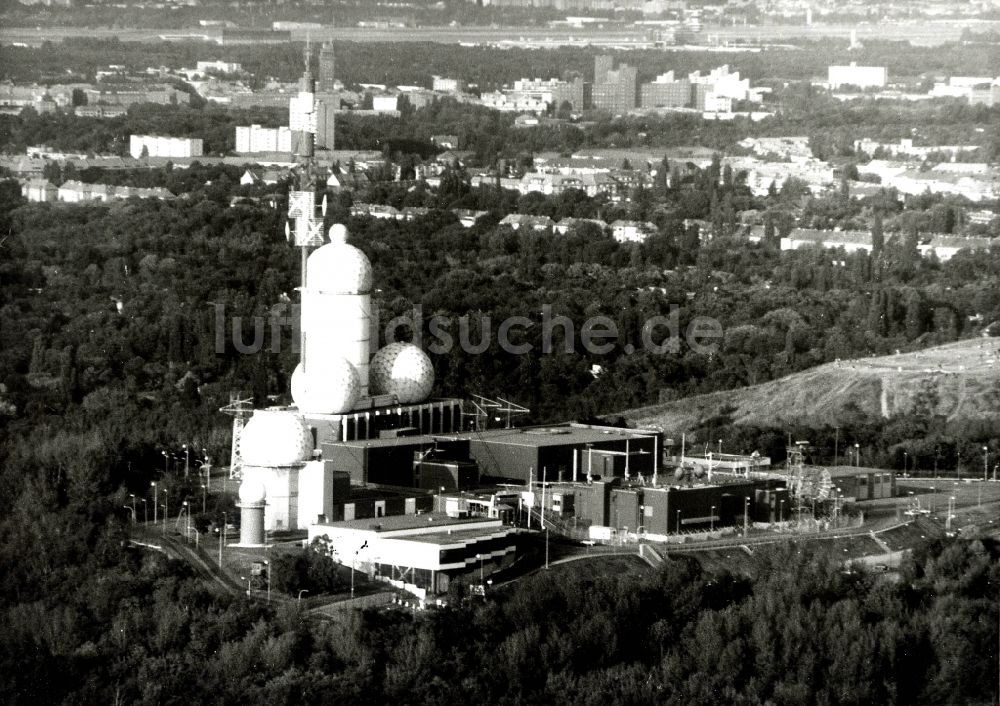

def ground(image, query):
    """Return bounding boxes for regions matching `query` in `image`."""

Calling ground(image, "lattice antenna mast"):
[286,36,324,372]
[220,392,253,479]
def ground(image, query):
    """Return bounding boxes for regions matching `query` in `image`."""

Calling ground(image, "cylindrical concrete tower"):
[294,224,373,412]
[238,480,266,546]
[239,409,313,531]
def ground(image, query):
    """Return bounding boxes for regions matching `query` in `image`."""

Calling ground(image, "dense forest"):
[1,152,998,483]
[1,491,997,706]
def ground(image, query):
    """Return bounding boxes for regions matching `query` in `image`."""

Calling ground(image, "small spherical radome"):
[291,360,361,415]
[240,409,312,468]
[238,479,266,505]
[306,238,372,294]
[369,342,435,404]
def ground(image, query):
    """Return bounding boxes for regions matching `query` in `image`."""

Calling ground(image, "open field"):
[624,337,1000,432]
[1,20,996,47]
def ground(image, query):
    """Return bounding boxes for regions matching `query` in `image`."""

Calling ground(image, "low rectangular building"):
[308,513,517,597]
[129,135,203,159]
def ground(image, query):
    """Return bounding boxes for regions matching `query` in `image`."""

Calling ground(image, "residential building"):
[499,214,555,231]
[236,125,294,154]
[640,72,691,109]
[84,84,189,107]
[553,217,609,235]
[129,135,204,159]
[21,178,57,202]
[318,42,337,93]
[451,209,489,227]
[592,56,638,113]
[611,220,657,243]
[431,135,460,149]
[56,180,173,203]
[432,75,465,93]
[372,94,400,113]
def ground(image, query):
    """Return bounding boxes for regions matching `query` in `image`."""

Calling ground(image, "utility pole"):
[218,511,225,567]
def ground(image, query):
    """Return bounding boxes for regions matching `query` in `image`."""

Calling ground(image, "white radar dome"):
[306,229,372,294]
[370,342,435,404]
[291,359,361,415]
[238,479,266,505]
[240,409,312,468]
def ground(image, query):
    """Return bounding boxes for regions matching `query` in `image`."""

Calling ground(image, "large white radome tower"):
[293,224,374,413]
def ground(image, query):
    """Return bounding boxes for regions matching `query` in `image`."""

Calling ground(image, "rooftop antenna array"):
[787,440,832,501]
[462,394,529,431]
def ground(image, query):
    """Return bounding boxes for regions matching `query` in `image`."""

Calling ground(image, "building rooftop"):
[315,511,498,534]
[825,465,894,477]
[327,423,658,452]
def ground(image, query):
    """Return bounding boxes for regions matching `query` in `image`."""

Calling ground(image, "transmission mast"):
[220,392,254,479]
[286,39,325,372]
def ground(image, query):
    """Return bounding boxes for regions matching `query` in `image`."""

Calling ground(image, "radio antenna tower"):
[286,37,324,372]
[220,392,254,479]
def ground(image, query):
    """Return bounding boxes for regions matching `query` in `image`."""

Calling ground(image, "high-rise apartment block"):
[318,42,336,93]
[592,56,638,113]
[640,71,691,108]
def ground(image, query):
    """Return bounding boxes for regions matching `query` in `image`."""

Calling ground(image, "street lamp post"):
[710,505,715,532]
[957,450,961,480]
[129,494,136,524]
[854,443,860,468]
[744,497,749,535]
[779,499,785,524]
[140,497,147,523]
[983,446,989,482]
[182,501,189,541]
[903,451,908,477]
[123,505,134,523]
[183,444,190,478]
[201,484,207,514]
[477,553,484,585]
[676,509,681,534]
[162,490,169,530]
[298,589,309,603]
[151,482,158,525]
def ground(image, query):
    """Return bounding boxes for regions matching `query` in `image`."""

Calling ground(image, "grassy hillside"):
[623,337,1000,432]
